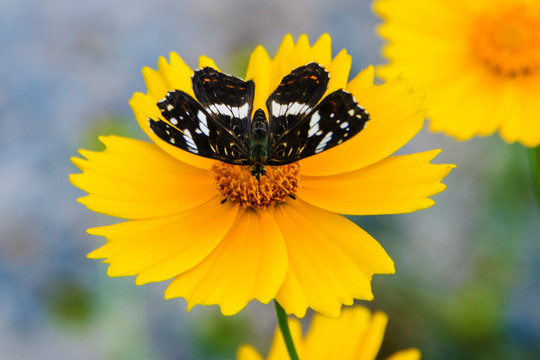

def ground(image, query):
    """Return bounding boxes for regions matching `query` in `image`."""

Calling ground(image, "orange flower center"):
[210,162,300,210]
[471,4,540,77]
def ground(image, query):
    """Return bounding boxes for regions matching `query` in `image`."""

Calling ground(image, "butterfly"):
[148,62,369,180]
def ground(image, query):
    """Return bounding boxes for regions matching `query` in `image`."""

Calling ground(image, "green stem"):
[274,300,300,360]
[529,146,540,211]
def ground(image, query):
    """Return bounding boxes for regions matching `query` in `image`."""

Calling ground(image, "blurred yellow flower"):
[237,306,421,360]
[70,34,453,317]
[375,0,540,147]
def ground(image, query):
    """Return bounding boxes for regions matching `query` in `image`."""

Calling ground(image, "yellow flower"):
[375,0,540,147]
[237,306,421,360]
[70,34,453,317]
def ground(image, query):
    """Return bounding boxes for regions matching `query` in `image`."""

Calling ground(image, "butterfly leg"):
[267,166,297,200]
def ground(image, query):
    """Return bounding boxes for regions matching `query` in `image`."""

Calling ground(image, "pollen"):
[471,4,540,77]
[210,162,300,210]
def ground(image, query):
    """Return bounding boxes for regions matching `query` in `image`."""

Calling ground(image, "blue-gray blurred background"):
[1,0,539,359]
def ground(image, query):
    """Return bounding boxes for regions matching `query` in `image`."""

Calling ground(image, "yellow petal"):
[304,306,371,359]
[425,67,494,140]
[142,66,169,102]
[300,73,426,176]
[385,349,422,360]
[267,318,305,360]
[299,150,454,215]
[165,208,287,315]
[325,49,352,96]
[311,33,332,67]
[236,346,265,360]
[294,34,312,64]
[353,311,389,360]
[272,200,394,318]
[157,52,195,97]
[245,45,272,114]
[87,198,238,283]
[237,305,421,360]
[301,306,388,360]
[70,136,216,219]
[198,55,221,71]
[500,75,540,146]
[492,81,519,142]
[351,65,375,88]
[375,0,470,41]
[130,92,214,169]
[270,34,301,93]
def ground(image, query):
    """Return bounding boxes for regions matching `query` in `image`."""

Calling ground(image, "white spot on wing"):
[308,123,319,137]
[231,106,240,119]
[183,129,198,153]
[208,104,218,115]
[309,111,321,128]
[287,102,308,116]
[197,111,210,136]
[271,101,285,117]
[348,109,355,116]
[238,102,249,119]
[215,103,234,118]
[340,122,349,129]
[170,118,178,125]
[167,104,174,111]
[229,102,250,119]
[308,111,322,137]
[315,132,333,153]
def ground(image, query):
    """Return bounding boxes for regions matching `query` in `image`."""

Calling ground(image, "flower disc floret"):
[472,4,540,77]
[211,162,300,210]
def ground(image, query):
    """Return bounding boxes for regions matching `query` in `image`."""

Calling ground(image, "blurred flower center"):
[472,4,540,77]
[211,162,300,210]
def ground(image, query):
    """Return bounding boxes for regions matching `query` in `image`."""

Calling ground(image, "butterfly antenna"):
[220,166,251,204]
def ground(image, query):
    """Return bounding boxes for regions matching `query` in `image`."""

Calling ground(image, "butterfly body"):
[249,109,270,180]
[149,63,370,186]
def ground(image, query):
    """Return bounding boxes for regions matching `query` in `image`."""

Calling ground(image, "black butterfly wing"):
[192,67,254,145]
[149,90,250,165]
[267,89,369,165]
[266,63,329,140]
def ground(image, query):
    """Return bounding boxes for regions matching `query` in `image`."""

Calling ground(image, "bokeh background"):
[1,0,539,359]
